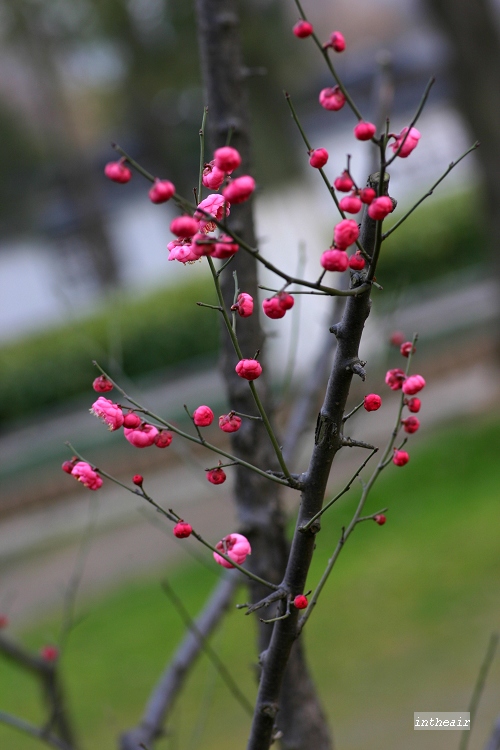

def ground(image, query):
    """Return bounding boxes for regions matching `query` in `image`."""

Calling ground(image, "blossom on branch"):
[213,533,251,568]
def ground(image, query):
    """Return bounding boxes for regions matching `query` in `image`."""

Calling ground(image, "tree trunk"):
[195,1,333,748]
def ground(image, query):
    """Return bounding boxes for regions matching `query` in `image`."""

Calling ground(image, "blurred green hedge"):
[0,277,219,427]
[378,189,486,286]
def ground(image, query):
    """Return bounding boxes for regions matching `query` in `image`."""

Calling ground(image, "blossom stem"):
[382,141,480,239]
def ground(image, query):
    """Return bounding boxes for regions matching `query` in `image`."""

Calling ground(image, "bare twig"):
[0,711,73,750]
[459,633,499,750]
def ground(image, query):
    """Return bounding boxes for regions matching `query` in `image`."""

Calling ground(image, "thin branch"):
[198,106,208,203]
[300,448,378,532]
[0,711,73,750]
[298,334,419,633]
[385,77,435,166]
[161,579,254,716]
[292,0,364,120]
[66,443,278,591]
[459,633,499,750]
[382,141,480,239]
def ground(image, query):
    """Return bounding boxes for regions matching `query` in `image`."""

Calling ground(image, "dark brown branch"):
[246,173,382,750]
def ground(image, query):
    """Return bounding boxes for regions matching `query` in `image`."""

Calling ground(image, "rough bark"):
[196,1,332,748]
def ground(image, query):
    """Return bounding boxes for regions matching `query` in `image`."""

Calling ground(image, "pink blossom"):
[359,187,376,205]
[202,161,226,190]
[402,416,420,434]
[167,239,201,263]
[154,430,173,448]
[149,179,175,204]
[393,449,410,467]
[214,146,241,173]
[328,30,346,52]
[71,461,103,491]
[364,394,382,412]
[232,292,253,317]
[309,148,329,168]
[213,533,251,568]
[124,423,159,448]
[193,405,214,426]
[339,195,362,214]
[212,235,239,259]
[334,171,354,192]
[263,297,286,319]
[207,467,226,484]
[348,252,365,270]
[319,86,346,111]
[219,413,242,433]
[368,196,393,221]
[195,194,230,231]
[321,249,349,272]
[293,20,313,38]
[334,219,359,249]
[391,127,421,158]
[402,374,426,396]
[192,233,216,257]
[235,359,262,380]
[170,215,199,238]
[354,121,376,141]
[222,176,255,204]
[104,160,131,184]
[385,368,406,391]
[93,375,113,393]
[91,397,124,431]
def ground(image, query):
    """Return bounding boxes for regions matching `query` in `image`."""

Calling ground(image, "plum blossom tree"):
[0,1,479,749]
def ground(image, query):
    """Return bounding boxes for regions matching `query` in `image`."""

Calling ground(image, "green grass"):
[1,414,500,750]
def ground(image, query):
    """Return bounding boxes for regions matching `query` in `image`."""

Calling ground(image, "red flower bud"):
[293,595,309,609]
[374,514,386,525]
[93,375,113,393]
[402,416,420,434]
[407,397,421,413]
[173,521,193,538]
[393,449,410,467]
[354,121,376,141]
[400,341,416,358]
[132,475,144,486]
[309,148,329,168]
[104,160,132,184]
[293,20,313,38]
[364,394,382,412]
[207,468,226,485]
[149,179,175,204]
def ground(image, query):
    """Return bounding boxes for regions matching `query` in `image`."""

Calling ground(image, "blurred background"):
[1,0,499,748]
